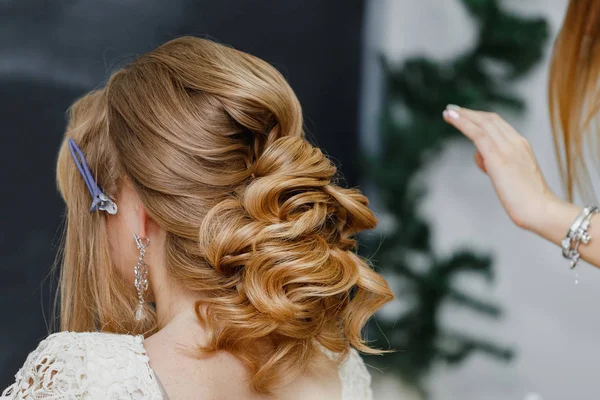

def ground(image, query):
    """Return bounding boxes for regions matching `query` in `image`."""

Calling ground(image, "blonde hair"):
[549,0,600,201]
[55,36,394,395]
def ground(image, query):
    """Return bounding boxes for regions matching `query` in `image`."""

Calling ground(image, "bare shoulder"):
[278,349,343,400]
[142,331,343,400]
[142,331,247,399]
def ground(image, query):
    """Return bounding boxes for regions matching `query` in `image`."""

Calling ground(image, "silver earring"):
[133,233,150,321]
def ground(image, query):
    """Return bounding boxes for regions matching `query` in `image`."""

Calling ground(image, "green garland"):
[360,0,549,395]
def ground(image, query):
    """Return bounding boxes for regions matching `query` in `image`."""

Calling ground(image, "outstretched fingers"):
[443,107,496,157]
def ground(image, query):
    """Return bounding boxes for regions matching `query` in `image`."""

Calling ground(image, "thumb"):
[474,151,487,174]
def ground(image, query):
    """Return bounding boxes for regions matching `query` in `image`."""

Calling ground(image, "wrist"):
[524,194,582,244]
[520,193,566,232]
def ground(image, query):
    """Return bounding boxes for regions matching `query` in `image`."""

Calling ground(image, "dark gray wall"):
[0,0,365,388]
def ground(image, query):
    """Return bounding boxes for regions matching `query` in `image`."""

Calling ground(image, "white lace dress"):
[1,331,374,400]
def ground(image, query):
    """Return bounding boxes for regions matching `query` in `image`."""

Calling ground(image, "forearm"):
[527,198,600,269]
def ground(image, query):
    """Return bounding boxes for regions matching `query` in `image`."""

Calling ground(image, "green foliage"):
[359,0,549,395]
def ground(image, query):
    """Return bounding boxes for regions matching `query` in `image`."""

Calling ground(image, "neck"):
[149,261,208,340]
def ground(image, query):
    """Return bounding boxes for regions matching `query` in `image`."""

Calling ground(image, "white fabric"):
[1,331,374,400]
[1,332,162,400]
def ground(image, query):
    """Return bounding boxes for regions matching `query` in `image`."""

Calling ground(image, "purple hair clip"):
[68,138,118,215]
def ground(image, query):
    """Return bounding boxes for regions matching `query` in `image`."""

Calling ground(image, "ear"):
[121,176,149,239]
[137,201,149,239]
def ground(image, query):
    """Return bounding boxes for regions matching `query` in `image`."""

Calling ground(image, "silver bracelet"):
[562,205,599,269]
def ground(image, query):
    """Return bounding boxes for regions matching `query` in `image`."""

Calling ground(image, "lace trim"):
[1,331,163,400]
[317,343,374,400]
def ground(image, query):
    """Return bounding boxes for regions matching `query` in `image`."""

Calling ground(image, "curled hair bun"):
[199,134,394,390]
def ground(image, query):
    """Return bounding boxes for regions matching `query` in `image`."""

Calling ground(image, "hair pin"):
[68,138,118,215]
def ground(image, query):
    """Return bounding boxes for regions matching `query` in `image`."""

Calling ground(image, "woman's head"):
[549,0,600,201]
[55,36,394,394]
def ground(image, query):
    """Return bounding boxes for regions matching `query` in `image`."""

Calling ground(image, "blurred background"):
[3,0,600,399]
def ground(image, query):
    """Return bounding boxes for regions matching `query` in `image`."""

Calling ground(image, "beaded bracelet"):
[562,206,599,269]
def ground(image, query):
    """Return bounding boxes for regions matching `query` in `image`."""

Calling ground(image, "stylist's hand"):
[442,105,560,230]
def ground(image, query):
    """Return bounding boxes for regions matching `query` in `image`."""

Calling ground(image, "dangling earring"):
[133,233,150,321]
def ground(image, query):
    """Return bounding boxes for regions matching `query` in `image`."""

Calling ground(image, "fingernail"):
[443,110,449,119]
[447,109,460,119]
[447,104,461,111]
